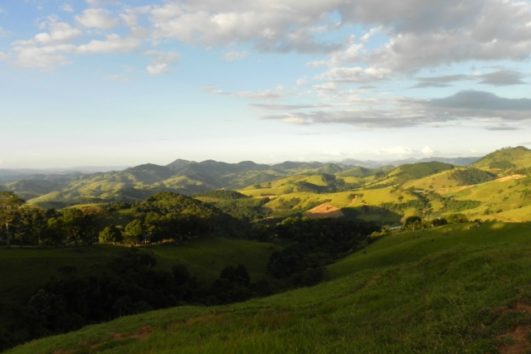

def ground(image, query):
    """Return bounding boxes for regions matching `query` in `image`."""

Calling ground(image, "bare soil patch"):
[497,174,526,183]
[305,203,343,219]
[497,302,531,354]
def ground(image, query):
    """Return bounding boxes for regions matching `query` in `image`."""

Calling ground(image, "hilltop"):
[473,146,531,174]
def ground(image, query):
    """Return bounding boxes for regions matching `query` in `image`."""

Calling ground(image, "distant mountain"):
[1,147,528,208]
[11,160,347,207]
[339,156,479,168]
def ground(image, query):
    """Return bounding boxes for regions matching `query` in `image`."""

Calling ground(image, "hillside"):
[473,146,531,174]
[15,161,347,207]
[1,147,530,225]
[0,238,280,351]
[9,222,531,354]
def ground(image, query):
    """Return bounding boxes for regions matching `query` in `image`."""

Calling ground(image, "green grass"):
[146,238,281,282]
[0,238,279,335]
[9,222,531,353]
[473,146,531,174]
[0,238,277,301]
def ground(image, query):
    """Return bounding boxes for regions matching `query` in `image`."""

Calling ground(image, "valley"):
[0,146,530,353]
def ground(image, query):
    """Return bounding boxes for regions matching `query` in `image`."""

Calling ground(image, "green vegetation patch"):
[10,222,531,354]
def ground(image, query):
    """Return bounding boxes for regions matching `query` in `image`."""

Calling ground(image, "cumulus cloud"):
[8,18,81,69]
[33,19,81,44]
[145,50,179,75]
[76,8,118,29]
[147,1,342,53]
[320,66,391,83]
[4,0,531,102]
[12,40,75,69]
[77,34,139,54]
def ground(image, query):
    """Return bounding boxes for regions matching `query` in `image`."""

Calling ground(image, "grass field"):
[0,237,278,302]
[9,222,531,354]
[0,237,279,340]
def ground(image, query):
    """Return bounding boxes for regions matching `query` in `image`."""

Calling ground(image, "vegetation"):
[1,146,531,352]
[8,222,531,354]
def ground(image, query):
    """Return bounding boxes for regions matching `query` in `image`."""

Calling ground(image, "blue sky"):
[1,0,531,168]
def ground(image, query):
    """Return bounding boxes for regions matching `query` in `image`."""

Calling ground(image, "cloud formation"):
[2,0,531,134]
[76,8,118,29]
[260,90,531,130]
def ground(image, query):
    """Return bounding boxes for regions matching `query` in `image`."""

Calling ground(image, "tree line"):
[0,192,241,247]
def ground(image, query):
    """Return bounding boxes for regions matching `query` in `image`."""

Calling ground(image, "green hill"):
[21,161,346,207]
[0,237,280,351]
[9,222,531,354]
[367,162,455,188]
[473,146,531,174]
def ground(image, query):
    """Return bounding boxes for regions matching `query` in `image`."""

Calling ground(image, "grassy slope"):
[473,146,531,174]
[10,222,531,354]
[0,238,278,332]
[448,175,531,221]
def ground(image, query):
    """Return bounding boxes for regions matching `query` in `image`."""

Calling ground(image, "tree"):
[0,192,25,246]
[123,220,143,245]
[220,265,251,287]
[404,215,422,230]
[61,209,98,246]
[98,225,123,244]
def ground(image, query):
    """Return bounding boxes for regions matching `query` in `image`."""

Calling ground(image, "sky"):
[0,0,531,168]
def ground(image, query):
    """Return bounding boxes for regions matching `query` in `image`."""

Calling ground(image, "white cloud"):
[8,18,80,69]
[148,1,341,53]
[12,40,75,69]
[77,34,139,54]
[33,19,81,44]
[145,51,179,75]
[206,85,286,100]
[76,8,118,29]
[320,66,391,83]
[85,0,120,6]
[223,51,248,62]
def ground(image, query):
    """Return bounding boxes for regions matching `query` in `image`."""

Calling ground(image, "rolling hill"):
[13,161,347,208]
[473,146,531,174]
[8,222,531,354]
[0,146,529,225]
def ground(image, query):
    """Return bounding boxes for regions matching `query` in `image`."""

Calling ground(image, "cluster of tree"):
[196,190,271,222]
[0,192,102,246]
[0,251,260,351]
[0,192,243,247]
[402,214,472,231]
[266,217,379,286]
[451,168,495,185]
